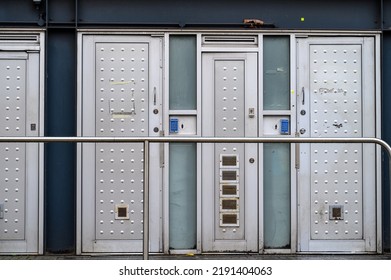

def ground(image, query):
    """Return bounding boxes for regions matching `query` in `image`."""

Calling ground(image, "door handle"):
[302,87,305,105]
[153,87,157,105]
[248,108,255,118]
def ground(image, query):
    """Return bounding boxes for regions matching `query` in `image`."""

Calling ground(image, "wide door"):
[202,52,258,252]
[0,50,41,253]
[297,37,377,252]
[79,35,163,253]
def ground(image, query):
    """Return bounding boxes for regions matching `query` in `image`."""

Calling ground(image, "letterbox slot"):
[221,184,239,196]
[220,213,239,226]
[221,155,238,167]
[221,170,238,182]
[221,199,238,210]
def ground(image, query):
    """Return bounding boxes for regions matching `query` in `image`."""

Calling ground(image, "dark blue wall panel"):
[48,0,75,23]
[78,0,380,29]
[0,0,43,25]
[45,30,76,253]
[382,32,391,252]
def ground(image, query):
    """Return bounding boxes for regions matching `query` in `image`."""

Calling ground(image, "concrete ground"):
[0,253,390,260]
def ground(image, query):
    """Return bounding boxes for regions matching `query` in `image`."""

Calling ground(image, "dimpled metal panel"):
[214,60,245,137]
[214,60,245,239]
[309,45,363,239]
[310,45,362,138]
[95,43,148,240]
[0,59,26,240]
[310,144,363,239]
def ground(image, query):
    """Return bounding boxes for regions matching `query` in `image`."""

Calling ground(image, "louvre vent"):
[0,34,39,43]
[202,36,258,46]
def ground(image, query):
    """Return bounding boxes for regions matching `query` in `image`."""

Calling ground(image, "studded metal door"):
[79,35,162,253]
[0,50,41,253]
[202,53,258,252]
[297,37,377,252]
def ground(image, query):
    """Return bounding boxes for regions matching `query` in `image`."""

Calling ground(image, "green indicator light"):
[301,17,305,22]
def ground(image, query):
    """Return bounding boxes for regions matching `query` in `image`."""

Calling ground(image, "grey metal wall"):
[0,0,390,253]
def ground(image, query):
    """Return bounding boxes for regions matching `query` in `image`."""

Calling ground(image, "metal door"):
[79,35,162,253]
[0,50,41,253]
[202,53,258,252]
[297,37,377,252]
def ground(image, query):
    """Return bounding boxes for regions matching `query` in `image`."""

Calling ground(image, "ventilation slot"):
[0,35,39,43]
[202,36,258,46]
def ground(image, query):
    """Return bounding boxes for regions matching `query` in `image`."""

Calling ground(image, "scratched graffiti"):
[318,88,345,94]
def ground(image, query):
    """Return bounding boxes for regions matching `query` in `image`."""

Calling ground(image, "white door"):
[79,35,163,253]
[202,52,258,252]
[297,37,377,252]
[0,50,41,253]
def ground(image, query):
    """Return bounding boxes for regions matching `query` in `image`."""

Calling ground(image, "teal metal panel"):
[169,143,197,249]
[263,36,290,110]
[169,36,197,110]
[264,143,290,248]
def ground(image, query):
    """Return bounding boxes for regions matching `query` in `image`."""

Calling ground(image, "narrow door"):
[202,52,258,252]
[0,51,41,253]
[79,35,162,253]
[297,37,377,252]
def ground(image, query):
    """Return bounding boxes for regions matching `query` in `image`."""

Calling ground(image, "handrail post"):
[143,140,149,260]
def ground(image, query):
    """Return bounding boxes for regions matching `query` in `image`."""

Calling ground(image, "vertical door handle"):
[302,87,305,105]
[153,87,157,105]
[248,108,255,118]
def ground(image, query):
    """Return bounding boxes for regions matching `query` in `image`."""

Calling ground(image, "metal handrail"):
[1,136,389,259]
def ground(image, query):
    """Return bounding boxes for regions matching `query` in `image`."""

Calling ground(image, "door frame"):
[201,51,259,252]
[76,33,163,254]
[0,31,45,254]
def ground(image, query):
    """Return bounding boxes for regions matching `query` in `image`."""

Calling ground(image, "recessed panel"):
[94,42,149,240]
[0,58,27,241]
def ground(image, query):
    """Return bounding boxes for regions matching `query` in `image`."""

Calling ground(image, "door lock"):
[300,110,306,116]
[300,128,306,134]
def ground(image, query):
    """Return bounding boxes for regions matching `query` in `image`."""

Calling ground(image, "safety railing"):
[0,136,390,259]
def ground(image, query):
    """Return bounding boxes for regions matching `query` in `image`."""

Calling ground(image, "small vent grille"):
[202,36,258,46]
